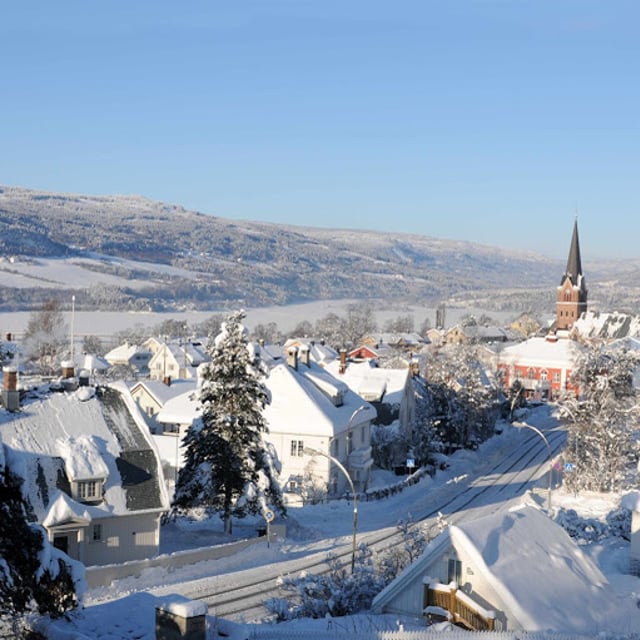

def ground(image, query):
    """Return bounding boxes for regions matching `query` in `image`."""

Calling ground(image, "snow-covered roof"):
[156,360,376,438]
[104,342,152,365]
[574,310,640,341]
[0,382,169,522]
[282,338,339,365]
[324,359,410,406]
[156,388,201,424]
[263,362,375,437]
[131,378,197,407]
[149,342,210,368]
[373,505,621,633]
[499,335,585,368]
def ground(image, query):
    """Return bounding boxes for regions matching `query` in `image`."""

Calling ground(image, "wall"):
[85,525,286,588]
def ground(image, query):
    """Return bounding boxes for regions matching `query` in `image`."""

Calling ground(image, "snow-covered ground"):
[39,404,640,638]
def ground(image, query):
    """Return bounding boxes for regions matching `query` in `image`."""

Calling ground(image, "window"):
[540,369,548,381]
[553,372,560,383]
[333,439,339,457]
[361,426,366,444]
[290,440,304,457]
[163,423,180,434]
[448,558,462,585]
[527,367,536,380]
[78,480,99,500]
[92,523,102,542]
[346,432,353,455]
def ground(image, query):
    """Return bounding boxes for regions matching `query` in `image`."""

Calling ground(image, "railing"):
[425,581,496,631]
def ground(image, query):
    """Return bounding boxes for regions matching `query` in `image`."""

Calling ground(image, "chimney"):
[2,366,19,411]
[5,333,11,342]
[164,375,172,386]
[61,360,75,379]
[287,347,298,370]
[339,348,347,374]
[3,366,17,391]
[299,345,310,367]
[259,338,265,347]
[78,369,90,387]
[410,357,420,377]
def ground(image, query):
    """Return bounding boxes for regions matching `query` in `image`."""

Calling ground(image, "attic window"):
[77,480,101,502]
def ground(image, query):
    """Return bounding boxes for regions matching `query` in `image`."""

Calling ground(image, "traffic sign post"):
[263,508,275,548]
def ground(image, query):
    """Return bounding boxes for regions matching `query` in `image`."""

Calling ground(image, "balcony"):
[424,581,496,631]
[347,446,372,470]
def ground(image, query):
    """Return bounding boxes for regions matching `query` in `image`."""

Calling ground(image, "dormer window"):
[73,479,104,503]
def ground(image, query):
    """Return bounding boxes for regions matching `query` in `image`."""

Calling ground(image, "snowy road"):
[132,407,567,623]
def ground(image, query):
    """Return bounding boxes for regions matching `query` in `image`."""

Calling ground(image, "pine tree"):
[0,466,81,623]
[560,343,640,492]
[172,310,285,533]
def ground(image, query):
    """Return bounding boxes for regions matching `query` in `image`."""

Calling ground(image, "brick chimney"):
[2,366,19,411]
[339,348,347,374]
[61,360,75,379]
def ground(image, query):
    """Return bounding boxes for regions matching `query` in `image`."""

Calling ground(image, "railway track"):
[181,422,567,622]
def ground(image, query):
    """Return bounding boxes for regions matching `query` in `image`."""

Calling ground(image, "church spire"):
[563,217,583,287]
[556,218,587,331]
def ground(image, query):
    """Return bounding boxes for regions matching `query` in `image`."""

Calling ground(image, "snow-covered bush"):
[554,507,631,544]
[265,546,385,621]
[265,517,440,622]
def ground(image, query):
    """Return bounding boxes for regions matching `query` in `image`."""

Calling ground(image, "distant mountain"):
[0,185,635,315]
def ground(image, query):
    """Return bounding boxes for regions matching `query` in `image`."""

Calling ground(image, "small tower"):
[556,219,587,331]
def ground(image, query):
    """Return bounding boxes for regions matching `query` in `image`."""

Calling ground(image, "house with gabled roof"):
[147,340,210,381]
[371,505,622,633]
[130,378,197,432]
[104,342,153,375]
[497,334,584,400]
[0,380,169,566]
[155,346,376,497]
[324,358,416,469]
[282,338,338,368]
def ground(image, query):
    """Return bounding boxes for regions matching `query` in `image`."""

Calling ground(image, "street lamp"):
[304,446,358,573]
[514,421,553,511]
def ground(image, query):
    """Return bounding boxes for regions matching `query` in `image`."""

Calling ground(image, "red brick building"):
[497,220,587,399]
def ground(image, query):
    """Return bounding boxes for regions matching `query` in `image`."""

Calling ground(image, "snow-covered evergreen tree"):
[0,466,82,626]
[559,343,640,492]
[171,310,285,533]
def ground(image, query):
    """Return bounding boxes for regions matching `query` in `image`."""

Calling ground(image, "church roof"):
[561,219,586,293]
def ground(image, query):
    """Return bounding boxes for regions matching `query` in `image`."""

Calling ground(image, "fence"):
[84,524,286,589]
[247,628,599,640]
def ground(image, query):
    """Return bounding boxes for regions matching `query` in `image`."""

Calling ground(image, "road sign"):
[264,509,275,523]
[406,458,415,469]
[564,462,575,473]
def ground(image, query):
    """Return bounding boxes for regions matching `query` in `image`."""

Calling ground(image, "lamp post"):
[514,421,553,510]
[304,446,358,573]
[70,295,76,365]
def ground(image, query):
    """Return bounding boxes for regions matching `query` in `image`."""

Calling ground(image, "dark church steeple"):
[556,219,587,331]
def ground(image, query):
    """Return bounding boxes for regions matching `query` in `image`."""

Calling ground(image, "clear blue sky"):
[1,1,638,260]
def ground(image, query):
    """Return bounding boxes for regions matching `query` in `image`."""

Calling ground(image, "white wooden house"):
[0,381,169,566]
[324,358,416,469]
[147,341,210,381]
[130,378,197,432]
[104,342,153,375]
[155,346,376,497]
[371,505,621,633]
